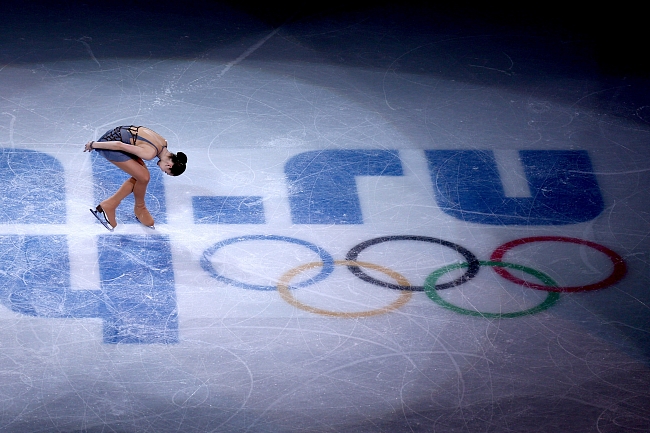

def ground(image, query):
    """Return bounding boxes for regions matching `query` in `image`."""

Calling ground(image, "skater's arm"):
[84,140,156,160]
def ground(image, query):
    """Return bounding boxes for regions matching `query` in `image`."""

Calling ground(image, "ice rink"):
[1,2,649,431]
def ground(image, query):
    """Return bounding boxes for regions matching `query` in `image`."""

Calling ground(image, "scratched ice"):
[0,2,649,432]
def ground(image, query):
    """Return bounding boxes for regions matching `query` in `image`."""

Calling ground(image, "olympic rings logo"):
[201,235,627,319]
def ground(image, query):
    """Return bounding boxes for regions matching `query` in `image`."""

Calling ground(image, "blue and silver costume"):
[95,126,160,162]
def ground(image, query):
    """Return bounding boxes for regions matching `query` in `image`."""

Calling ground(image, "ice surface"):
[0,2,648,432]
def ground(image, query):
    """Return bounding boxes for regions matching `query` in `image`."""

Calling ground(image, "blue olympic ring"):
[200,235,335,291]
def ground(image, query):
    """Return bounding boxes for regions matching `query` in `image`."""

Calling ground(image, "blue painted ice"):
[0,2,648,431]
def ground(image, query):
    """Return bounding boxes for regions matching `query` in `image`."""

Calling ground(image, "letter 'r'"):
[285,150,404,224]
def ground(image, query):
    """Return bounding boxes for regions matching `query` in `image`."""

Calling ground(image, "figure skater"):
[84,125,187,231]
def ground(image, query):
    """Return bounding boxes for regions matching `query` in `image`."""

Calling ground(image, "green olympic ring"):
[424,261,560,318]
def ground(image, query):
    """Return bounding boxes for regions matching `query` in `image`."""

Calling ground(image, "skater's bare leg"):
[98,178,136,228]
[111,159,154,226]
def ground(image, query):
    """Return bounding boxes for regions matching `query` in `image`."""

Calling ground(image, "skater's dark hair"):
[169,152,187,176]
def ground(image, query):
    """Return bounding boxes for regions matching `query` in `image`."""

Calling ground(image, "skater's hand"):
[84,141,95,152]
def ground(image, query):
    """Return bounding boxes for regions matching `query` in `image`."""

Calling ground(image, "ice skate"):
[134,204,155,229]
[90,204,116,231]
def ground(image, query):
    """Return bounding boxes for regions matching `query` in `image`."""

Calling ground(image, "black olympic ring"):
[345,235,481,291]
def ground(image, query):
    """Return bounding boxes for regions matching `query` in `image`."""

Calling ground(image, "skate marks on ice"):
[0,7,649,430]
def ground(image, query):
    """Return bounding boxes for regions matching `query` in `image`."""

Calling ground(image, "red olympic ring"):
[490,236,627,293]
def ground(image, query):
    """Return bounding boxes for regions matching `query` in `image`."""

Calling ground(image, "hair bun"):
[177,151,187,164]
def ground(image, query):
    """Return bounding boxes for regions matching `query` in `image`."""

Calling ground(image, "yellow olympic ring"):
[277,260,413,318]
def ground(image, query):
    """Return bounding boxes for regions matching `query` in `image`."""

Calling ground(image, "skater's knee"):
[135,172,150,184]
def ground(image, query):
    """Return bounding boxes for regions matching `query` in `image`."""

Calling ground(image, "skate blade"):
[90,208,115,232]
[135,216,155,230]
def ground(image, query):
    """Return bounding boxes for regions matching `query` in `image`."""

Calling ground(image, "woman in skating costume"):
[84,125,187,231]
